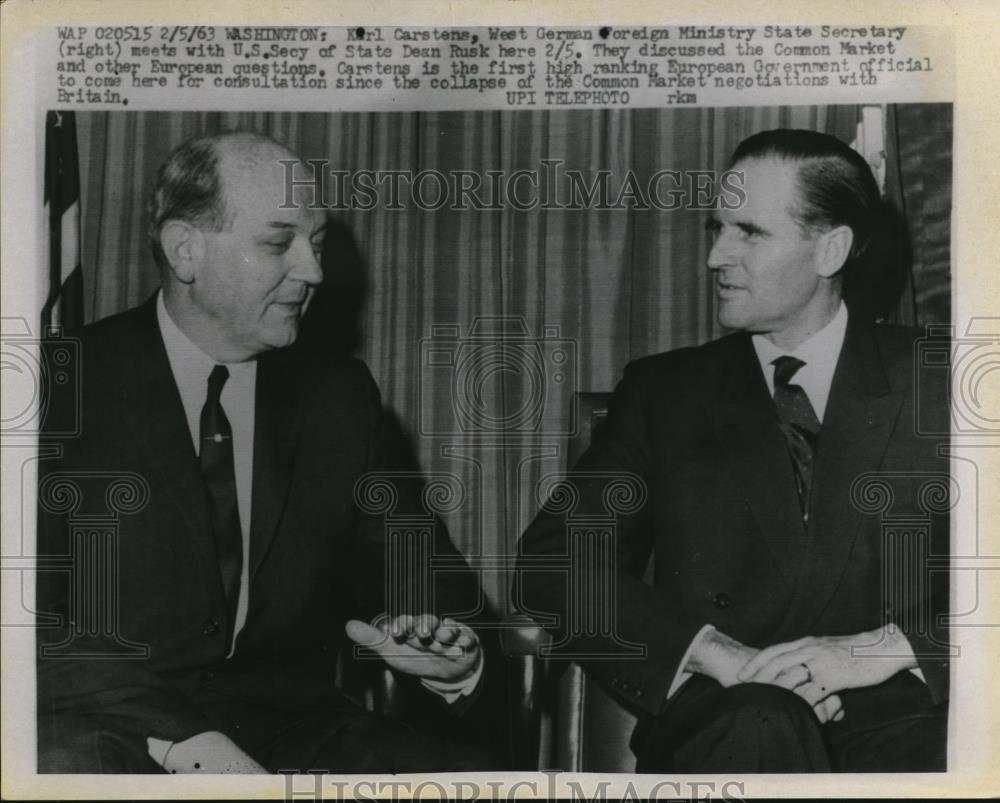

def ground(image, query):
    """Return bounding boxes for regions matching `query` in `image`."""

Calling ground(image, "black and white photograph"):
[33,102,953,774]
[2,6,998,801]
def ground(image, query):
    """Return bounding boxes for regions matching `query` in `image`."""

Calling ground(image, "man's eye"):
[311,240,326,256]
[266,240,292,253]
[705,220,722,236]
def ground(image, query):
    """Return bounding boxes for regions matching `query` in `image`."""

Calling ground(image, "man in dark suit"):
[36,131,496,773]
[516,129,950,772]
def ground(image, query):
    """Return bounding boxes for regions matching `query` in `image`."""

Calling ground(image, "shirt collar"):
[156,291,257,378]
[751,301,848,422]
[157,291,216,381]
[156,292,257,450]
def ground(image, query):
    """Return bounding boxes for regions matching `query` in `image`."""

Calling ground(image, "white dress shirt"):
[751,300,849,424]
[149,294,480,771]
[667,302,849,699]
[157,293,256,654]
[668,302,921,697]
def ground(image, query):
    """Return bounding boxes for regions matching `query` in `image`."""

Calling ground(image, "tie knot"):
[772,356,805,387]
[207,364,230,401]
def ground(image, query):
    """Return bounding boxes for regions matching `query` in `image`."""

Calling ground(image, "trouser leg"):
[633,678,831,773]
[38,714,164,773]
[258,708,499,774]
[826,672,947,772]
[633,672,947,774]
[204,698,500,774]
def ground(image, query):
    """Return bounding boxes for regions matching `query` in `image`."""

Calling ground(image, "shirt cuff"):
[147,736,172,767]
[147,731,265,773]
[888,625,926,684]
[420,646,484,703]
[147,731,220,773]
[666,623,716,700]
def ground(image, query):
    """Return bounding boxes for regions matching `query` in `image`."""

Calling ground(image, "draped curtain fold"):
[75,105,951,609]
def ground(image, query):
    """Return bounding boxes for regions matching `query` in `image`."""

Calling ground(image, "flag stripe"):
[42,111,83,331]
[58,266,85,332]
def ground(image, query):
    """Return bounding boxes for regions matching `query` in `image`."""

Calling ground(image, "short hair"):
[148,130,288,270]
[731,128,883,264]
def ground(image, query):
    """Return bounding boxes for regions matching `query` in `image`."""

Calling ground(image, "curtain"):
[74,105,950,610]
[885,104,953,325]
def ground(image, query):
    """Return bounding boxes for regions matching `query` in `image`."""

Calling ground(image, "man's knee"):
[719,681,817,728]
[38,715,160,773]
[670,682,828,772]
[635,680,831,773]
[39,737,92,774]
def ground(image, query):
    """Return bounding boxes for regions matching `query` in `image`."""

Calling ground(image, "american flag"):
[42,110,83,331]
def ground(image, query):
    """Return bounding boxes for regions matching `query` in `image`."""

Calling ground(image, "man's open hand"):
[345,614,481,683]
[737,628,916,707]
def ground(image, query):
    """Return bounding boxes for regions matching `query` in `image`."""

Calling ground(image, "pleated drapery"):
[74,106,951,609]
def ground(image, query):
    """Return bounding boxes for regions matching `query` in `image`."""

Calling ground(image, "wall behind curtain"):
[75,106,952,610]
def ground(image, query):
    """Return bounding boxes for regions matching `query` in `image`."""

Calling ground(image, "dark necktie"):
[772,356,821,519]
[200,365,242,645]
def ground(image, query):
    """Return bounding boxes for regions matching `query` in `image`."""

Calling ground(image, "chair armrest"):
[501,614,551,768]
[500,612,552,656]
[371,666,400,717]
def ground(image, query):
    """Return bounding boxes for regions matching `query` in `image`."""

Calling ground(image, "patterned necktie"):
[772,356,821,519]
[199,365,242,646]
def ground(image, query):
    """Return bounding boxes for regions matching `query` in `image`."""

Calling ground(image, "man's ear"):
[159,220,204,284]
[814,224,854,279]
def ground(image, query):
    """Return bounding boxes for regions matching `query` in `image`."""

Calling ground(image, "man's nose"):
[706,232,736,271]
[289,240,324,286]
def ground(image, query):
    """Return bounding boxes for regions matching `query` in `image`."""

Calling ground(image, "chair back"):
[548,392,651,772]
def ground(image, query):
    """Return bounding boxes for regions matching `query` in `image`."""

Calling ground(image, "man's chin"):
[260,321,301,351]
[716,305,746,331]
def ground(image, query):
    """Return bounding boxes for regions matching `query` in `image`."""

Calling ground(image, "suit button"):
[713,593,732,610]
[611,676,622,688]
[202,619,220,637]
[634,688,644,698]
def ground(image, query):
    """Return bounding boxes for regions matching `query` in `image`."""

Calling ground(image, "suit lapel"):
[712,336,806,584]
[795,319,902,624]
[249,348,304,580]
[122,298,216,566]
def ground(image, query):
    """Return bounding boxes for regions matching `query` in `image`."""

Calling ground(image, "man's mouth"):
[273,299,306,314]
[716,280,744,297]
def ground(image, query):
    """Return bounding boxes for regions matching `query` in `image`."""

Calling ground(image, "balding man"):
[37,132,494,773]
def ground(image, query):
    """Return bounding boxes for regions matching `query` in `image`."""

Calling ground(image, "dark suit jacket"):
[517,316,950,720]
[36,296,487,755]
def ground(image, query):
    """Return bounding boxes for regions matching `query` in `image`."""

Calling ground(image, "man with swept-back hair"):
[37,130,498,773]
[517,128,950,772]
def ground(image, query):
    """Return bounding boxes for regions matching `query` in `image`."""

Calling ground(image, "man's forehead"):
[261,212,326,234]
[218,144,322,230]
[723,156,802,217]
[731,156,801,195]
